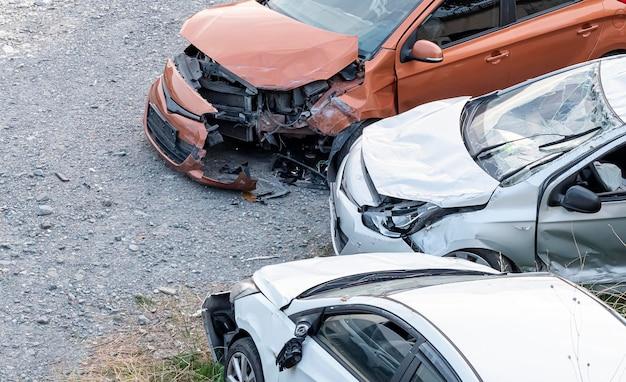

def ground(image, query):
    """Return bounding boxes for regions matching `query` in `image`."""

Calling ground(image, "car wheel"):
[448,250,515,273]
[225,337,265,382]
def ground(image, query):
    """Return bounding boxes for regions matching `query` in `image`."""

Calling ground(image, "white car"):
[202,253,626,382]
[330,55,626,284]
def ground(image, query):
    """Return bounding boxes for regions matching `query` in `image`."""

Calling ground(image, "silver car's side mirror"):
[560,185,601,214]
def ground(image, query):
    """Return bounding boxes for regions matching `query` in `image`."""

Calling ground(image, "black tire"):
[224,337,265,382]
[449,249,516,273]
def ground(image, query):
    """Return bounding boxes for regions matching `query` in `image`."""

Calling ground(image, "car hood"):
[180,1,359,90]
[361,97,501,208]
[252,253,499,309]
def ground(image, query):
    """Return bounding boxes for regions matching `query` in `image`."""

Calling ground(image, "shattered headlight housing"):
[362,201,441,238]
[230,278,260,303]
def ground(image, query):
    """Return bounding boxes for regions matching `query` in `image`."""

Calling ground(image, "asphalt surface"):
[0,0,330,379]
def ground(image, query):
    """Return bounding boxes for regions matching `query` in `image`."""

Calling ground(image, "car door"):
[502,0,605,88]
[282,305,428,382]
[395,0,514,112]
[537,137,626,283]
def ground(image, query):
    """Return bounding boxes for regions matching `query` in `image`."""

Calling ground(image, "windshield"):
[267,0,421,58]
[463,63,622,183]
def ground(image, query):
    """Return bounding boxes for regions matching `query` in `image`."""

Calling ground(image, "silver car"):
[330,55,626,284]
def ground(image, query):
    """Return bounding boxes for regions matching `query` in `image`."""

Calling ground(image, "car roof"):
[389,275,626,382]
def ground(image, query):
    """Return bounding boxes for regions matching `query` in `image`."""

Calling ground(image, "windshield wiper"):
[473,133,566,160]
[537,126,602,150]
[299,269,493,297]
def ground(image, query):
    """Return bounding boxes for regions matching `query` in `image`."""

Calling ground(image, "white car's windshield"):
[463,63,623,183]
[266,0,421,58]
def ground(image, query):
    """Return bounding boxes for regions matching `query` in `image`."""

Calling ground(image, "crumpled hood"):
[361,97,501,208]
[180,1,358,90]
[253,253,499,309]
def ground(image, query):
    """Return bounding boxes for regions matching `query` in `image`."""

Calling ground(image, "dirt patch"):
[65,287,226,381]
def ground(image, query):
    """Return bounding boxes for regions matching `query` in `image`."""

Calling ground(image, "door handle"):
[577,24,599,37]
[485,50,510,64]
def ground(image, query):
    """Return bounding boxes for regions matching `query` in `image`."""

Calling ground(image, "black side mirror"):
[560,185,601,213]
[276,321,311,371]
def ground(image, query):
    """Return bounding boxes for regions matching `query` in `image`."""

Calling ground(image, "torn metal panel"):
[180,1,359,90]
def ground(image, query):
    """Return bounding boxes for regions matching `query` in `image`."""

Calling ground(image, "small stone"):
[128,244,140,252]
[55,172,70,182]
[33,169,45,177]
[36,316,50,325]
[137,315,150,326]
[35,194,49,202]
[40,222,53,230]
[0,243,11,250]
[48,285,57,291]
[157,287,177,296]
[102,199,113,208]
[2,45,16,54]
[114,236,122,242]
[36,205,54,216]
[112,151,127,157]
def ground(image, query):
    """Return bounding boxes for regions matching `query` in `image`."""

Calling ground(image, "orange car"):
[144,0,626,190]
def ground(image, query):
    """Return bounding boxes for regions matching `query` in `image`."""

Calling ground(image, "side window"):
[587,146,626,195]
[515,0,574,20]
[416,0,500,48]
[316,313,416,381]
[411,343,459,382]
[550,145,626,205]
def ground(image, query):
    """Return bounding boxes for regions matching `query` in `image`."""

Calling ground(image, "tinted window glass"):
[417,0,500,47]
[317,314,416,381]
[412,363,447,382]
[516,0,572,19]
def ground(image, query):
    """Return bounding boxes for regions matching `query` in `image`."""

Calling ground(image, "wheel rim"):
[227,352,257,382]
[449,251,491,268]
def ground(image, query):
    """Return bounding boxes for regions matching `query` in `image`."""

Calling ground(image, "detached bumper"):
[143,61,257,191]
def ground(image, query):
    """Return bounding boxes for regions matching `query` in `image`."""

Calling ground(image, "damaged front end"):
[174,46,361,146]
[144,46,363,191]
[144,58,258,191]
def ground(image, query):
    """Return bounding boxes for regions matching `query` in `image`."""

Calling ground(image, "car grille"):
[146,105,195,164]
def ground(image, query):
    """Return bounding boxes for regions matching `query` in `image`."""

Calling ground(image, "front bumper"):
[143,61,256,191]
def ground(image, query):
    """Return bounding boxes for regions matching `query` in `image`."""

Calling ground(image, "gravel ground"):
[0,0,330,379]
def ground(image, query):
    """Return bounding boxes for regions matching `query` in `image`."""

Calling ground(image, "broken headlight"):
[229,278,260,303]
[362,201,441,238]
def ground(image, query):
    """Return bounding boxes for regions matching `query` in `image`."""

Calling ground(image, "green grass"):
[594,287,626,318]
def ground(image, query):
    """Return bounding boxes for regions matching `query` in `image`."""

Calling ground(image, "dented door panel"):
[538,137,626,284]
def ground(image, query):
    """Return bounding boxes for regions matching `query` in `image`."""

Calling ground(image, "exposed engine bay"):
[174,45,361,149]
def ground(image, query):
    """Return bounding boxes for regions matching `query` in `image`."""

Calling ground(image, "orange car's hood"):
[180,1,358,90]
